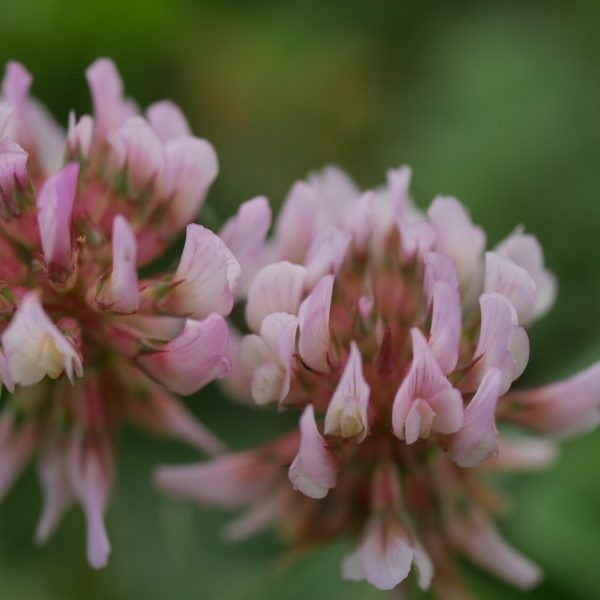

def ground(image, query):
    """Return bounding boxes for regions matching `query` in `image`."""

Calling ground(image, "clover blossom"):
[156,165,600,597]
[0,59,236,568]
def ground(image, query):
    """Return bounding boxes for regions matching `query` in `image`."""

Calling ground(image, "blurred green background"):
[1,0,600,598]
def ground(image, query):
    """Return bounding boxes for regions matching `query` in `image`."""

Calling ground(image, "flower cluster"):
[156,166,600,596]
[0,60,239,567]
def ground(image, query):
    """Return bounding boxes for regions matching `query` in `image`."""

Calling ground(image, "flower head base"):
[157,165,600,597]
[0,59,235,567]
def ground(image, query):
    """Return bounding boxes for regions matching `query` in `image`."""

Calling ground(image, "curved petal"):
[289,405,337,499]
[146,100,191,142]
[108,214,139,314]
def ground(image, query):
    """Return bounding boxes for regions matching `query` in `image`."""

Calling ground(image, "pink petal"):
[428,196,486,305]
[344,191,373,252]
[483,437,557,472]
[298,274,334,372]
[27,98,67,176]
[0,137,28,201]
[447,509,542,590]
[0,102,14,138]
[496,228,557,322]
[274,181,319,262]
[428,281,461,375]
[36,162,79,269]
[66,431,112,569]
[289,404,337,498]
[109,215,139,314]
[2,292,83,385]
[154,450,282,508]
[219,196,272,297]
[308,165,360,213]
[158,136,219,229]
[35,438,73,544]
[502,361,600,437]
[164,224,240,319]
[245,261,307,332]
[324,342,370,441]
[461,293,529,394]
[85,58,131,142]
[423,252,459,307]
[67,111,94,159]
[485,251,536,325]
[399,220,436,261]
[448,369,503,467]
[107,116,163,195]
[1,61,32,145]
[304,225,351,290]
[392,328,463,441]
[343,517,433,591]
[146,100,191,142]
[137,315,230,395]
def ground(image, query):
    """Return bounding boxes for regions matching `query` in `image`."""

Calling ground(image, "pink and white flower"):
[156,163,600,596]
[0,59,233,568]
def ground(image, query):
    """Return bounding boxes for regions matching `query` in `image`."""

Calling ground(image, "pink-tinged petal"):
[0,102,13,138]
[35,438,73,544]
[298,274,334,372]
[2,292,83,386]
[399,220,436,261]
[461,293,529,395]
[242,313,298,406]
[85,58,132,142]
[27,98,66,175]
[146,100,191,142]
[345,191,373,252]
[324,342,370,441]
[370,165,413,250]
[308,165,360,215]
[424,252,459,307]
[220,196,272,296]
[496,228,557,322]
[36,162,79,270]
[304,225,351,290]
[163,223,240,319]
[501,361,600,437]
[245,261,307,332]
[159,136,219,228]
[392,328,463,441]
[447,509,542,590]
[485,252,536,325]
[448,369,503,468]
[107,116,163,195]
[0,414,37,500]
[155,450,282,508]
[255,312,298,405]
[108,215,139,314]
[127,384,225,454]
[1,62,32,145]
[0,138,28,201]
[429,281,461,375]
[289,404,337,499]
[274,181,319,262]
[137,315,230,395]
[66,431,112,569]
[482,437,557,472]
[67,111,93,159]
[428,196,486,305]
[343,517,432,591]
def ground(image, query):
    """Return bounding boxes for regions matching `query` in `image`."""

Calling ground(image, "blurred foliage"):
[1,0,600,598]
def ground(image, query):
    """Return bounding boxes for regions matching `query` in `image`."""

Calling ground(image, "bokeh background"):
[1,0,600,598]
